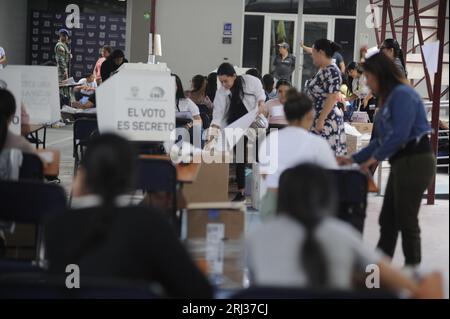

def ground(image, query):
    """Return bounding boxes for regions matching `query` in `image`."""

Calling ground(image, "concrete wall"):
[125,0,152,64]
[155,0,244,86]
[0,0,28,65]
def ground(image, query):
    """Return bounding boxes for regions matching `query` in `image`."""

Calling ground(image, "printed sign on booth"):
[0,69,22,135]
[96,65,176,142]
[4,66,60,125]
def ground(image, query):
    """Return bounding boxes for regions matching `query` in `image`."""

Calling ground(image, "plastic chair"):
[328,169,368,234]
[0,274,159,299]
[0,260,43,275]
[0,180,67,264]
[73,118,99,172]
[19,153,44,181]
[136,158,179,233]
[232,287,398,299]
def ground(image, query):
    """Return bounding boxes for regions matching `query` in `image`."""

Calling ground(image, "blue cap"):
[58,28,70,37]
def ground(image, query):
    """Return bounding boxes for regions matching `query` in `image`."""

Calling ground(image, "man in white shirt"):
[74,73,97,98]
[258,89,338,220]
[0,47,6,70]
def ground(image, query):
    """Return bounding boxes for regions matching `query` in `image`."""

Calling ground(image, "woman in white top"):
[259,89,338,221]
[247,163,441,298]
[74,73,97,97]
[173,74,201,122]
[346,62,371,108]
[210,63,266,202]
[264,79,292,125]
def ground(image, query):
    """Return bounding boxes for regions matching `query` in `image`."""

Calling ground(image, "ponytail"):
[301,219,329,288]
[313,39,341,58]
[0,89,17,152]
[397,48,408,77]
[381,38,407,76]
[278,164,338,288]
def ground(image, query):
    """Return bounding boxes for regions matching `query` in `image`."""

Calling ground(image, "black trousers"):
[234,137,248,191]
[377,152,435,265]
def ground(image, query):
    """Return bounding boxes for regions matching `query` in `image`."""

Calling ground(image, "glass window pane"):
[303,0,357,16]
[245,0,299,14]
[301,21,328,89]
[334,19,356,67]
[269,20,296,75]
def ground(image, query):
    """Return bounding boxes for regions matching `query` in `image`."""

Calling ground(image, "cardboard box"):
[351,123,373,135]
[186,202,246,288]
[346,134,361,156]
[183,156,230,203]
[186,202,246,240]
[351,112,370,123]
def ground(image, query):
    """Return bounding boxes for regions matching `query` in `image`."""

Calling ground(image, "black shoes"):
[232,192,246,202]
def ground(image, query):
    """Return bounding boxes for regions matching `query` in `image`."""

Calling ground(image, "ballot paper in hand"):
[63,77,77,85]
[270,105,285,117]
[223,108,258,151]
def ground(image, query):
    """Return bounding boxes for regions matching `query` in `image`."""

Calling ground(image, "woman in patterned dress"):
[305,39,347,156]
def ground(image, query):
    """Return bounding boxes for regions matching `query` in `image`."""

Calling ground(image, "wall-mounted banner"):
[29,11,126,80]
[96,64,176,142]
[6,66,61,125]
[0,69,22,134]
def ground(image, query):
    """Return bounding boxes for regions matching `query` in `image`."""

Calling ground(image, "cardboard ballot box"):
[351,123,373,135]
[186,202,246,289]
[182,152,231,204]
[345,123,374,155]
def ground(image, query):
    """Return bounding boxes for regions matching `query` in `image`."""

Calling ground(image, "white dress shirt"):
[212,74,266,128]
[259,126,338,188]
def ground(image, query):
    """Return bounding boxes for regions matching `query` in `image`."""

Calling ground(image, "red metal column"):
[411,0,434,100]
[401,0,411,56]
[381,1,389,42]
[427,0,447,205]
[386,0,397,39]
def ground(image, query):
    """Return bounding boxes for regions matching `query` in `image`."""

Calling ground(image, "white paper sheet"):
[223,108,258,151]
[422,41,440,75]
[270,105,284,117]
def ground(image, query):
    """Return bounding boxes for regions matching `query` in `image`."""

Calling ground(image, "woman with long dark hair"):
[205,72,218,103]
[210,63,266,202]
[44,134,213,298]
[186,74,214,112]
[305,39,347,155]
[247,164,440,297]
[380,38,408,78]
[346,62,375,121]
[0,89,34,154]
[338,53,435,268]
[172,74,202,124]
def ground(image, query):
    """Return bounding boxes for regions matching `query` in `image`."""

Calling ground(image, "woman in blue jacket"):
[338,53,435,268]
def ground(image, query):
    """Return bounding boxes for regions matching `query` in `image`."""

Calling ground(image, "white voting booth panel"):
[6,66,60,125]
[0,69,22,135]
[96,63,176,142]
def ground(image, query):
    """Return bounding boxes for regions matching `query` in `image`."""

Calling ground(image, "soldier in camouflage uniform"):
[55,29,71,99]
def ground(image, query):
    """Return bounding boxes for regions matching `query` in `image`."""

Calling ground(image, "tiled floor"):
[47,125,449,295]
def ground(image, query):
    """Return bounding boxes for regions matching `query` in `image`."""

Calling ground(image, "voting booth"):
[0,69,22,135]
[0,66,61,126]
[96,63,176,142]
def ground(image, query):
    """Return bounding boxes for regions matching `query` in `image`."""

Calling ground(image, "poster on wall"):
[29,11,126,80]
[0,69,22,134]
